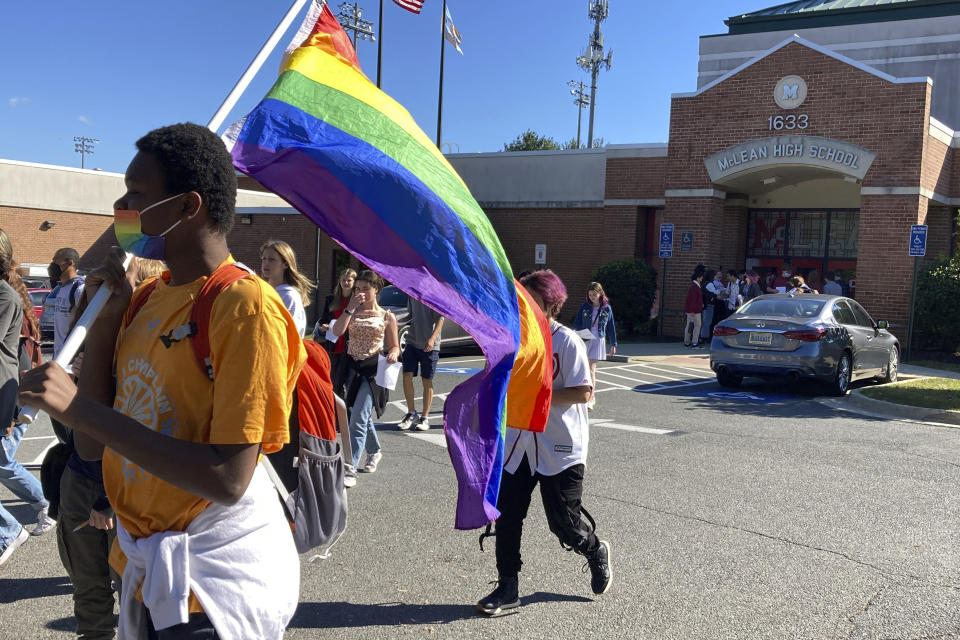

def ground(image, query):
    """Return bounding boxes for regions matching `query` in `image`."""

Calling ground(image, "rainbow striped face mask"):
[113,193,188,260]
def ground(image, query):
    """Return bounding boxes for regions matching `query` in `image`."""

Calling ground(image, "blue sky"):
[2,0,762,173]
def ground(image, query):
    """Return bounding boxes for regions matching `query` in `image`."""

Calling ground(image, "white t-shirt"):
[275,284,306,337]
[503,321,592,477]
[53,277,84,356]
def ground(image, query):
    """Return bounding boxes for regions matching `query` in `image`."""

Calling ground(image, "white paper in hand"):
[575,329,596,341]
[375,354,402,390]
[324,325,339,343]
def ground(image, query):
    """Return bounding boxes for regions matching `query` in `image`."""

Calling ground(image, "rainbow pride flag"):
[229,1,551,530]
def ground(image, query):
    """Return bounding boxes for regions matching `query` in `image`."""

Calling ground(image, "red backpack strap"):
[123,275,163,328]
[189,263,256,380]
[295,341,338,441]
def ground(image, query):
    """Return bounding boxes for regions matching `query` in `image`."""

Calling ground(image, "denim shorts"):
[402,345,440,379]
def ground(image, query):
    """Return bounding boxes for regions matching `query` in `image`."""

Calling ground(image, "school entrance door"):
[745,208,859,293]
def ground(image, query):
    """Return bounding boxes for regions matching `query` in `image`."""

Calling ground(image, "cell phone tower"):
[576,1,612,149]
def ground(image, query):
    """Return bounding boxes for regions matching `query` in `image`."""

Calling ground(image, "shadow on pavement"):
[45,616,78,632]
[634,377,893,420]
[289,592,591,628]
[0,576,73,603]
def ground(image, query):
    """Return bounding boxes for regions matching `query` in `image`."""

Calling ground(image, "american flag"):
[392,0,425,14]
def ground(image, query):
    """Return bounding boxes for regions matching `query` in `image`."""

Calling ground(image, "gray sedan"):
[709,294,899,395]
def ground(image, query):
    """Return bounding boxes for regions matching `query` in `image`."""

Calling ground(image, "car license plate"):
[749,332,773,346]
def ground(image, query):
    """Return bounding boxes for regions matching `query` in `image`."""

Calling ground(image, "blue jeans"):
[349,380,381,468]
[0,423,48,545]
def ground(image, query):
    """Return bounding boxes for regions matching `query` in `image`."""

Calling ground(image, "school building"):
[2,0,958,337]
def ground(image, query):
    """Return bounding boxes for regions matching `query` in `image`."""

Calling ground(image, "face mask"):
[114,193,191,260]
[47,262,62,282]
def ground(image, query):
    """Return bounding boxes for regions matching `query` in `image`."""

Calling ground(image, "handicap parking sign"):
[659,223,674,258]
[909,225,927,257]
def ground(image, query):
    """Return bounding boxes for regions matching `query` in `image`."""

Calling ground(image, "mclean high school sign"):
[704,135,877,183]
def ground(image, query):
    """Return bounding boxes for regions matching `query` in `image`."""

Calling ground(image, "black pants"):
[146,611,219,640]
[494,457,599,578]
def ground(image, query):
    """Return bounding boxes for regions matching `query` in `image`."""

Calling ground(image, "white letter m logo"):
[782,84,799,100]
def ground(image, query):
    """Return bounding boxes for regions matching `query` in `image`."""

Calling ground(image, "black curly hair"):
[135,123,237,234]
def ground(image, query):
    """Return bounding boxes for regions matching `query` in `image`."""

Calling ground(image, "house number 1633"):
[768,114,809,130]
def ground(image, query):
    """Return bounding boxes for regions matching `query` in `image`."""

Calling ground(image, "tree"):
[560,137,606,150]
[503,130,560,152]
[592,258,658,337]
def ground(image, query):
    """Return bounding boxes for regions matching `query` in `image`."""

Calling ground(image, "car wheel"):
[830,353,851,396]
[397,325,409,353]
[880,348,899,384]
[716,369,742,388]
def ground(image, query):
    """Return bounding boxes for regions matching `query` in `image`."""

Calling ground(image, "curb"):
[844,382,960,427]
[608,354,713,369]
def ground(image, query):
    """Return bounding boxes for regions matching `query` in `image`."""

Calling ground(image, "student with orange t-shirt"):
[20,124,305,639]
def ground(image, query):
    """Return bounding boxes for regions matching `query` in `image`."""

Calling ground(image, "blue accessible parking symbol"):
[909,224,927,257]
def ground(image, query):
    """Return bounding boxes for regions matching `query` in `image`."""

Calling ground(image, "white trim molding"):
[604,198,666,207]
[929,117,960,148]
[606,144,668,159]
[664,189,727,199]
[675,34,931,99]
[861,185,959,205]
[476,200,605,210]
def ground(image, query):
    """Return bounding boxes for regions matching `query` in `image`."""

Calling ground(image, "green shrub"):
[915,253,960,352]
[592,259,658,337]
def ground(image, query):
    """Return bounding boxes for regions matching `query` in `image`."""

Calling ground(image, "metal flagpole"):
[376,0,384,87]
[436,0,447,148]
[206,0,309,132]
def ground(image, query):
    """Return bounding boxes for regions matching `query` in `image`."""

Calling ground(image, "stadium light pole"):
[73,136,99,169]
[337,2,376,50]
[568,80,590,149]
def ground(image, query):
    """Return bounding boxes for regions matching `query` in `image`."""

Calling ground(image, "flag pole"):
[436,0,447,148]
[376,0,384,88]
[207,0,309,132]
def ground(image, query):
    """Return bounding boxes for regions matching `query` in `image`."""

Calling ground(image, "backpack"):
[126,263,348,556]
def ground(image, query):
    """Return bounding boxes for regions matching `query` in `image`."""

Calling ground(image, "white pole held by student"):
[18,253,134,425]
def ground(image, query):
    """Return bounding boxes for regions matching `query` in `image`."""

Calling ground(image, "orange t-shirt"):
[103,261,305,598]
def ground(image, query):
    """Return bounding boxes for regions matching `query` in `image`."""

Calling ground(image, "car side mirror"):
[876,320,889,330]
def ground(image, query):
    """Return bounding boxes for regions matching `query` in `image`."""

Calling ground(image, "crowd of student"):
[683,262,855,348]
[1,123,612,638]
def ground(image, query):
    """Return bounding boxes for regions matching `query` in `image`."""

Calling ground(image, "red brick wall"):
[485,207,639,323]
[855,195,926,329]
[667,43,929,191]
[604,158,667,199]
[1,207,114,269]
[922,135,952,195]
[925,204,955,260]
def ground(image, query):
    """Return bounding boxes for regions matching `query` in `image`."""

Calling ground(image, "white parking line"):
[29,438,59,465]
[595,422,676,436]
[595,370,651,383]
[22,436,57,441]
[632,363,708,378]
[388,393,449,414]
[404,432,447,449]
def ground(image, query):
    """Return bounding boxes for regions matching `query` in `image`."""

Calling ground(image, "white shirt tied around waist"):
[503,322,592,477]
[116,464,299,640]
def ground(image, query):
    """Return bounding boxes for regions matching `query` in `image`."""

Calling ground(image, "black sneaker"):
[584,540,612,595]
[476,576,520,616]
[397,411,418,431]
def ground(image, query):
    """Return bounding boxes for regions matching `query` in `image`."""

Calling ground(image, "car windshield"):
[378,286,408,308]
[29,291,48,306]
[736,298,825,318]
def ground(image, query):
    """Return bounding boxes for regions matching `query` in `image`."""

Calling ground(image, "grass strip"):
[862,378,960,412]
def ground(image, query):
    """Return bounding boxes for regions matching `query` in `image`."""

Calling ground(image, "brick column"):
[661,193,726,337]
[855,193,926,329]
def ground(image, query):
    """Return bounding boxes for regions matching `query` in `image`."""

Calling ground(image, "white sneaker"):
[31,508,56,536]
[362,451,383,473]
[0,527,29,566]
[586,398,596,410]
[343,473,357,489]
[414,415,430,431]
[397,411,418,431]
